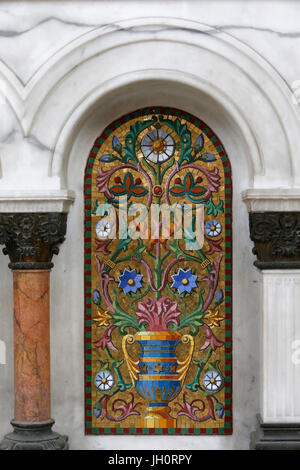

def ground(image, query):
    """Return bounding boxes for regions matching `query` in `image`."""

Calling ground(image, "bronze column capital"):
[249,211,300,270]
[0,212,67,270]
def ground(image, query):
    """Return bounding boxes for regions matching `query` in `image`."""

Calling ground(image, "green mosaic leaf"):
[159,116,193,165]
[112,291,140,334]
[205,196,224,216]
[123,118,157,164]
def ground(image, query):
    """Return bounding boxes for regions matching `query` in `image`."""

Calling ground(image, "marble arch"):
[0,18,299,198]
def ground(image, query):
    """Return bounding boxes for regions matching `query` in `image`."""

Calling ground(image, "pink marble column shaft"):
[13,270,51,423]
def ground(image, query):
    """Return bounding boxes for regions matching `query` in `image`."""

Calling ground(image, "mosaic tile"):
[84,107,232,435]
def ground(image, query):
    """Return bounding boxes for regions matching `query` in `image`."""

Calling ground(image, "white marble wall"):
[0,0,299,450]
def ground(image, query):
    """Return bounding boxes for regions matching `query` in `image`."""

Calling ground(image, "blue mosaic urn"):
[123,330,194,428]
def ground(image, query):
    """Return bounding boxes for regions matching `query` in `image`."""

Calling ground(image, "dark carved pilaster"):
[249,212,300,269]
[0,212,67,269]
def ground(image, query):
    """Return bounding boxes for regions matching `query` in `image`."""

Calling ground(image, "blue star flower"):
[171,268,197,294]
[118,268,143,295]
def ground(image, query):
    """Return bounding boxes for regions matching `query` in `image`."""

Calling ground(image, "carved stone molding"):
[0,212,67,269]
[250,415,300,450]
[249,212,300,269]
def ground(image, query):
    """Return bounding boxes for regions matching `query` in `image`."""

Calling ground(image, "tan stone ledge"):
[242,188,300,212]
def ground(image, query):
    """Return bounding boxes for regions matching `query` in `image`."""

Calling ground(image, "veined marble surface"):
[0,0,299,450]
[0,2,298,193]
[0,1,300,87]
[0,2,299,192]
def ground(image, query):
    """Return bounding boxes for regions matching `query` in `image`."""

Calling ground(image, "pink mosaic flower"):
[136,297,181,331]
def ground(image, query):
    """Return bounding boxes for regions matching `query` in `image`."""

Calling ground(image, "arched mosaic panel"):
[84,107,232,435]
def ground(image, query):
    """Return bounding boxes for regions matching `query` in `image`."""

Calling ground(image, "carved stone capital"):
[0,212,67,270]
[249,212,300,269]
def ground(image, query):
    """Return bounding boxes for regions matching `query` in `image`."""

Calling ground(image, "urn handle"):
[122,334,140,387]
[177,334,194,386]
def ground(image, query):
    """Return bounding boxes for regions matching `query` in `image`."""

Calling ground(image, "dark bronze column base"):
[250,415,300,450]
[0,419,69,450]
